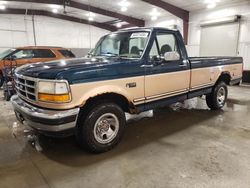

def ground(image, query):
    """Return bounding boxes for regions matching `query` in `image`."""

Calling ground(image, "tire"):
[0,74,3,88]
[206,81,228,110]
[75,102,126,153]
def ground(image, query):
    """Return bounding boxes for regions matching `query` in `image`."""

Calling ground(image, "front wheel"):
[76,102,126,153]
[206,81,228,110]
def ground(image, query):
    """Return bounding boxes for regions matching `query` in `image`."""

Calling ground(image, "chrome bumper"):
[11,95,80,132]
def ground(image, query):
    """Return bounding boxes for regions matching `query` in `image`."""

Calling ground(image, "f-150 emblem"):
[126,82,136,88]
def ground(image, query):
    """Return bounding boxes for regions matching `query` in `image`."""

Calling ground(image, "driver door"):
[145,32,190,103]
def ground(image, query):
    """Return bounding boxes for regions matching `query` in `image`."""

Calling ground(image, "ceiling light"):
[151,16,158,21]
[0,1,7,5]
[116,23,122,28]
[118,0,130,7]
[86,12,95,17]
[52,9,58,13]
[88,17,94,21]
[207,2,216,9]
[204,0,220,4]
[0,5,6,10]
[49,4,61,9]
[150,8,160,16]
[121,6,127,12]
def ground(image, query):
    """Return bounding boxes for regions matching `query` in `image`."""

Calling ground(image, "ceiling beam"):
[5,0,145,27]
[141,0,189,44]
[0,8,117,31]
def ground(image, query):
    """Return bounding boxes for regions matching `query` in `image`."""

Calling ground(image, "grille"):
[15,74,37,101]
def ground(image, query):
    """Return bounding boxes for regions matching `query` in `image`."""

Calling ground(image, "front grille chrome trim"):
[15,74,38,101]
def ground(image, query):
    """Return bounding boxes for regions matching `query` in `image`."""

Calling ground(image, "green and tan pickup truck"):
[11,27,243,153]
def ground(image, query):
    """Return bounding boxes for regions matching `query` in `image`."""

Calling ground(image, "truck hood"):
[16,57,142,84]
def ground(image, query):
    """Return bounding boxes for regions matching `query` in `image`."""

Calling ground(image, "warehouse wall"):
[187,1,250,71]
[145,1,250,71]
[0,14,109,57]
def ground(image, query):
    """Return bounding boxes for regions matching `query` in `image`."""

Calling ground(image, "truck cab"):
[11,27,243,153]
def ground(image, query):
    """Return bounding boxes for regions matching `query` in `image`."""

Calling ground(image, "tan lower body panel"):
[191,64,242,89]
[23,64,242,110]
[144,70,190,101]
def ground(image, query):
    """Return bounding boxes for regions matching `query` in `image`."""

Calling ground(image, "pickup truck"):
[11,27,243,153]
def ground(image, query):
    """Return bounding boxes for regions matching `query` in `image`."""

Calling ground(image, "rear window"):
[33,49,56,58]
[58,50,76,58]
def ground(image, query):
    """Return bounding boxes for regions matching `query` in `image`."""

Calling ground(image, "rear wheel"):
[206,81,228,110]
[76,102,126,153]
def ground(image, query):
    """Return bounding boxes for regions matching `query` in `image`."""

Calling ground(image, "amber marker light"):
[38,81,71,103]
[38,93,70,103]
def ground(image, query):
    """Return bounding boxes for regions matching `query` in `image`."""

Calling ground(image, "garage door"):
[200,22,240,56]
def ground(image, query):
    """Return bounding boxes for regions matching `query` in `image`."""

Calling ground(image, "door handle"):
[141,64,154,68]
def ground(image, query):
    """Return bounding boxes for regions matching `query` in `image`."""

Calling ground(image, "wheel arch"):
[78,86,138,114]
[216,71,231,85]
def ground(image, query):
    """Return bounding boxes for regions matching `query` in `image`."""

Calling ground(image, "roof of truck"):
[119,27,178,32]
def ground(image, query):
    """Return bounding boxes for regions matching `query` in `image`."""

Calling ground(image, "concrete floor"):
[0,86,250,188]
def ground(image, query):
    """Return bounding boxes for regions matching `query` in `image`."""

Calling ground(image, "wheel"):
[206,81,228,110]
[0,74,3,88]
[76,102,126,153]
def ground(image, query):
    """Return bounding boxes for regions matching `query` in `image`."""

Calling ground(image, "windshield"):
[92,31,150,59]
[0,49,16,59]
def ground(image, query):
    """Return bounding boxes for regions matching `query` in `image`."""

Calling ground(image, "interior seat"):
[160,44,172,56]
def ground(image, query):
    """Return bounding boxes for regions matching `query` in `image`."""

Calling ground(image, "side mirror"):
[164,51,180,61]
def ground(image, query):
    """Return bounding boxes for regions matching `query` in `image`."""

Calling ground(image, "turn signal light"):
[38,93,70,103]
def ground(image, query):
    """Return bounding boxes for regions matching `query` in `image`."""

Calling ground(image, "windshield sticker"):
[130,32,148,38]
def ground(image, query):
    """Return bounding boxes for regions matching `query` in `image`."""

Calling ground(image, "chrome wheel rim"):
[94,113,119,144]
[217,87,226,105]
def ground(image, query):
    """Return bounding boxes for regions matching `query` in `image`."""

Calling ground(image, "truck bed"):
[189,56,243,69]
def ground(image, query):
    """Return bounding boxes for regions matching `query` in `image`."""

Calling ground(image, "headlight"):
[38,81,71,103]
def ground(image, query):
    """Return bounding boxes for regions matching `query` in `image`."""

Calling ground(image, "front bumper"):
[11,95,80,132]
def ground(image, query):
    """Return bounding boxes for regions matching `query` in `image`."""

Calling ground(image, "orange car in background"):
[0,46,75,87]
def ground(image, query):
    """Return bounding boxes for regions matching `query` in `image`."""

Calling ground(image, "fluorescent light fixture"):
[204,0,220,4]
[151,16,158,21]
[86,12,95,17]
[0,1,7,5]
[200,15,241,27]
[150,8,160,17]
[52,8,58,13]
[88,17,94,21]
[121,6,128,12]
[116,23,122,28]
[118,0,130,7]
[119,0,130,12]
[49,4,61,9]
[0,5,6,10]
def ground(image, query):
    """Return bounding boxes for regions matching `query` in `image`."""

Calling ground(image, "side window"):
[12,50,34,59]
[33,49,56,58]
[58,50,76,58]
[156,33,178,56]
